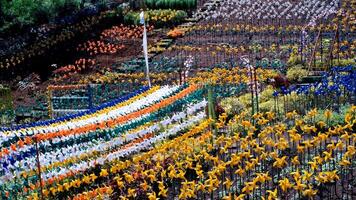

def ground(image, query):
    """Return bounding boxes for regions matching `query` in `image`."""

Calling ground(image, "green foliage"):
[333,58,356,66]
[286,65,309,82]
[259,100,281,113]
[145,0,197,10]
[287,52,304,66]
[221,86,276,114]
[220,97,245,116]
[0,0,109,31]
[0,87,13,111]
[307,105,351,126]
[4,0,40,26]
[259,86,274,102]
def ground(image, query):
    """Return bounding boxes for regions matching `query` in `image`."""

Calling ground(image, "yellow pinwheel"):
[278,178,292,192]
[291,156,300,166]
[308,160,318,171]
[235,167,245,176]
[302,170,313,182]
[223,178,233,190]
[140,181,149,191]
[82,175,91,184]
[124,173,134,183]
[339,158,351,167]
[234,194,246,200]
[115,177,125,189]
[222,194,232,200]
[99,169,109,177]
[294,179,306,191]
[127,188,136,198]
[273,156,288,168]
[88,173,97,183]
[302,185,318,198]
[242,181,257,194]
[323,151,333,161]
[266,189,278,200]
[158,181,168,197]
[147,192,159,200]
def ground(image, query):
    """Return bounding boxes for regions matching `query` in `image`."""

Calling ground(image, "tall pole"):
[140,11,151,87]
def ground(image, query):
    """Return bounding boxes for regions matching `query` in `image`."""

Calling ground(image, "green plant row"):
[124,9,187,27]
[145,0,197,10]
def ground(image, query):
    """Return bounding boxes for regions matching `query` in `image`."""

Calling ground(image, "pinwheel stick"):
[207,85,217,142]
[34,137,44,200]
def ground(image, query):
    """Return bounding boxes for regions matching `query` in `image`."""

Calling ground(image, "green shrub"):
[222,86,277,114]
[287,54,304,66]
[259,100,281,113]
[0,0,107,31]
[221,97,245,116]
[286,65,309,82]
[145,0,197,10]
[334,58,356,66]
[259,86,274,102]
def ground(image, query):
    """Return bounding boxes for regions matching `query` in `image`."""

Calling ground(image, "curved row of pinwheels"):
[0,84,215,199]
[196,0,339,22]
[68,106,355,200]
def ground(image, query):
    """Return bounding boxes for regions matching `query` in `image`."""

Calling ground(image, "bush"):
[145,0,197,10]
[221,97,245,116]
[287,54,304,66]
[0,0,111,31]
[259,100,280,113]
[286,65,309,82]
[334,58,356,66]
[259,86,274,102]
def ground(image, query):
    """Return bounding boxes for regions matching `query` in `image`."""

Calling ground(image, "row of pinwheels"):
[0,84,215,199]
[79,72,179,85]
[52,59,97,82]
[76,24,155,56]
[78,67,277,87]
[55,105,355,200]
[196,0,340,22]
[53,23,155,82]
[100,24,155,42]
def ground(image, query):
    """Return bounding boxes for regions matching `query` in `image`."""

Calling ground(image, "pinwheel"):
[167,28,185,38]
[63,106,354,200]
[101,24,154,40]
[77,40,126,55]
[4,89,209,198]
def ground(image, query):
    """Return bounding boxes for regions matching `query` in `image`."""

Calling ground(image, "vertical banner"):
[140,11,151,87]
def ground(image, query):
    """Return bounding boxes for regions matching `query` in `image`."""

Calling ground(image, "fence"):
[48,83,141,118]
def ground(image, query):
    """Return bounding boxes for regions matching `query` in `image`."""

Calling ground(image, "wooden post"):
[253,66,259,113]
[307,29,321,73]
[47,87,53,119]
